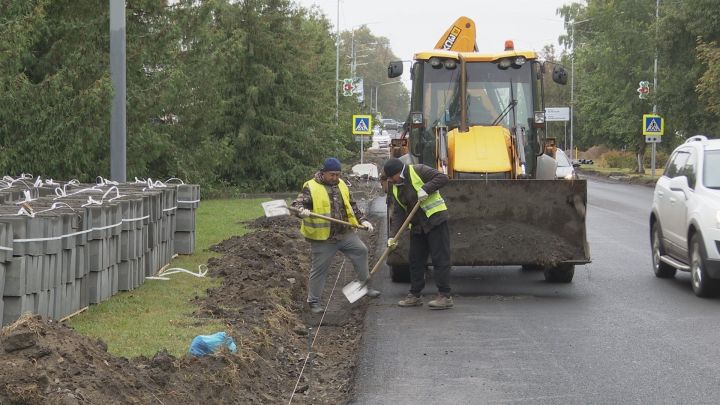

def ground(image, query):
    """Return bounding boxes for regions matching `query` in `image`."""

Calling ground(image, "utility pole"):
[334,0,340,124]
[110,0,126,182]
[570,18,590,161]
[651,0,660,177]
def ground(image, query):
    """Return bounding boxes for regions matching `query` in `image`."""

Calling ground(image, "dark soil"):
[0,158,389,405]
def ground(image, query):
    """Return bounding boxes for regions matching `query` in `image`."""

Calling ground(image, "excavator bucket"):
[387,179,589,268]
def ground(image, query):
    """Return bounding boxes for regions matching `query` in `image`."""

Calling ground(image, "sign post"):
[642,114,664,178]
[353,114,372,164]
[545,107,571,155]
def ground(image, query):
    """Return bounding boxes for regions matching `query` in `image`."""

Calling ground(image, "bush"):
[599,150,637,169]
[643,149,669,168]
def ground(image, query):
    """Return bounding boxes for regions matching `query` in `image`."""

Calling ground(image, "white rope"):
[13,221,123,242]
[146,264,208,280]
[288,258,347,404]
[14,190,36,205]
[121,215,150,223]
[165,177,185,184]
[54,185,102,200]
[96,176,119,186]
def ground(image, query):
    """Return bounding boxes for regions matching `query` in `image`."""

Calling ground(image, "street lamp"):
[373,80,404,115]
[570,18,590,160]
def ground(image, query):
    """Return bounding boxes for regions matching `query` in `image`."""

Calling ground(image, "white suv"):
[650,135,720,297]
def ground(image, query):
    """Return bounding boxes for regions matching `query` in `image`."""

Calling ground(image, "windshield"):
[556,149,571,167]
[704,150,720,189]
[465,63,534,128]
[420,61,534,130]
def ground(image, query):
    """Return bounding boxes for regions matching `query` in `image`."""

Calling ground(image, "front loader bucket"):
[387,179,590,267]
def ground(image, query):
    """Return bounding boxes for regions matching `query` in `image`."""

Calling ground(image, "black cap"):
[383,158,404,177]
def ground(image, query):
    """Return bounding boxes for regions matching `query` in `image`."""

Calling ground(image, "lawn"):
[68,198,268,358]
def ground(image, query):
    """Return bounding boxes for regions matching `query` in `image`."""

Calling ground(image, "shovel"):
[261,199,368,229]
[342,200,422,303]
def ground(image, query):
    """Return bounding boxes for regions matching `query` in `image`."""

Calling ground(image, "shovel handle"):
[368,200,421,276]
[288,207,368,230]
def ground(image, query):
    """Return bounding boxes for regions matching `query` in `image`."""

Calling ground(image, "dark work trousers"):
[408,221,451,297]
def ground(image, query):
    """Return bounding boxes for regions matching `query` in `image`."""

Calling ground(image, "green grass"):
[68,198,268,358]
[580,165,660,184]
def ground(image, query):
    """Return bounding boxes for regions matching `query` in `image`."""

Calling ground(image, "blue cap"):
[322,157,342,172]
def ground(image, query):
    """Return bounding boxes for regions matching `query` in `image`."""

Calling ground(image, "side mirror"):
[552,65,568,85]
[388,61,403,78]
[669,175,689,199]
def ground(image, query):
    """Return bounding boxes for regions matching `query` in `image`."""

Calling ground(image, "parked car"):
[555,149,579,180]
[381,118,399,131]
[373,130,391,148]
[649,135,720,297]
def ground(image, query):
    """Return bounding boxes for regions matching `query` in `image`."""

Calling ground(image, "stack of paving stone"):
[172,182,200,254]
[0,177,200,326]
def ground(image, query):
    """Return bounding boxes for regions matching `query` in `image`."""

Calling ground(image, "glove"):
[417,188,429,201]
[297,208,311,218]
[387,238,398,250]
[361,220,374,232]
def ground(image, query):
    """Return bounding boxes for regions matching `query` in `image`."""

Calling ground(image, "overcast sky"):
[293,0,574,62]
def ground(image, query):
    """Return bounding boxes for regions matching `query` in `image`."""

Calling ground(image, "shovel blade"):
[342,280,368,303]
[262,200,290,218]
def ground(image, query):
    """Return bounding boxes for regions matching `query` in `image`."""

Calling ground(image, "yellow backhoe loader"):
[385,17,590,283]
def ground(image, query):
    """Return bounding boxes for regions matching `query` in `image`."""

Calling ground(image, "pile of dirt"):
[0,183,384,404]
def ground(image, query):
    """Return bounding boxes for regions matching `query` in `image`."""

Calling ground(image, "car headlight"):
[564,173,575,180]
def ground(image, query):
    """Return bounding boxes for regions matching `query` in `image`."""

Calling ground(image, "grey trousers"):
[307,232,369,303]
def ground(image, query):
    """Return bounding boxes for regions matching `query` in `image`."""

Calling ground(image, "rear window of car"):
[704,150,720,189]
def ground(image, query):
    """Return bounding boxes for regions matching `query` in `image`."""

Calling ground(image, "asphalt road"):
[351,177,720,404]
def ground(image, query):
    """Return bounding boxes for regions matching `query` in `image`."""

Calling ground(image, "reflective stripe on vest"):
[300,179,359,240]
[392,165,447,217]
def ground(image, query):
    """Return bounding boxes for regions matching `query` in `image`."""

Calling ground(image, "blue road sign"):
[642,114,664,136]
[352,115,372,135]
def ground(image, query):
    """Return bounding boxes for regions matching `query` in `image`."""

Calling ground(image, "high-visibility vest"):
[392,165,447,217]
[300,179,359,240]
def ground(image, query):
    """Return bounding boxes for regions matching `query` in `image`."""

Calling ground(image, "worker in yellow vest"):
[291,157,379,314]
[383,158,453,310]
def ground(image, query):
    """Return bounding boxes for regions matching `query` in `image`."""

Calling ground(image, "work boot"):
[428,294,454,310]
[308,301,323,314]
[398,294,422,307]
[366,288,381,298]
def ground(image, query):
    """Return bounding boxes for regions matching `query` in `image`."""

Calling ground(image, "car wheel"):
[390,265,410,283]
[544,264,574,283]
[651,223,676,278]
[690,233,720,297]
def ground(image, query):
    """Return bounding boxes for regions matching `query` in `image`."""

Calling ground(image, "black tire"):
[544,264,574,283]
[390,265,411,283]
[690,233,720,298]
[651,223,676,278]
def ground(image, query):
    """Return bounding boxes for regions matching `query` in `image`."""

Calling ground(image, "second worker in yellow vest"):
[383,157,453,310]
[291,157,379,314]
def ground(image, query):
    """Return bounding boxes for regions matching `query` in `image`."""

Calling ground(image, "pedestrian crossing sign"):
[642,114,664,136]
[352,115,372,135]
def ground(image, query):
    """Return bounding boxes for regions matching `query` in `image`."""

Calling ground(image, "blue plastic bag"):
[189,332,237,356]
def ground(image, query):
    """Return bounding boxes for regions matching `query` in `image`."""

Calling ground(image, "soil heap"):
[0,173,386,405]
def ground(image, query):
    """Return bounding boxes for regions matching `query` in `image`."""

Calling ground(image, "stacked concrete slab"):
[0,177,200,326]
[174,183,200,254]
